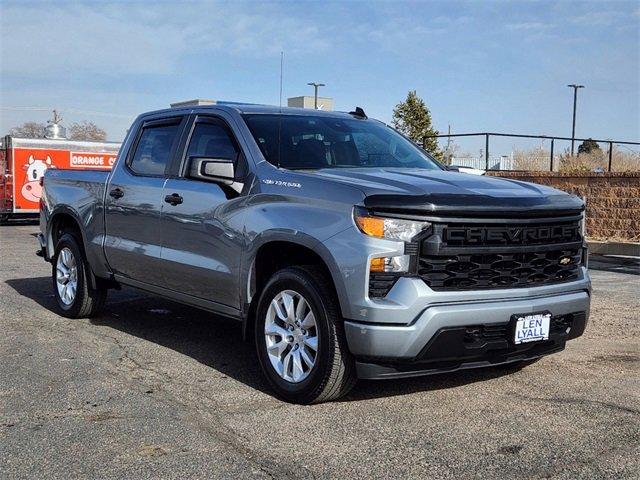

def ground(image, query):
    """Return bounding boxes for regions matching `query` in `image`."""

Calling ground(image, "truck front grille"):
[418,248,581,290]
[417,217,583,291]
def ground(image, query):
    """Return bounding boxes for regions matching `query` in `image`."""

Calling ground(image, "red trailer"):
[0,135,121,222]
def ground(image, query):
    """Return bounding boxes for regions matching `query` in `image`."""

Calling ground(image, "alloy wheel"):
[56,247,78,305]
[264,289,318,383]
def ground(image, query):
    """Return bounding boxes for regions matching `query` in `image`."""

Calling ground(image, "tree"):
[68,121,107,141]
[8,121,46,138]
[578,138,601,155]
[392,90,441,159]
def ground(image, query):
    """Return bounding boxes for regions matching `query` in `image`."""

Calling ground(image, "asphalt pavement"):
[1,224,639,479]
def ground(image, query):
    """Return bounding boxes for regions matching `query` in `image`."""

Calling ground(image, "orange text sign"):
[69,151,117,170]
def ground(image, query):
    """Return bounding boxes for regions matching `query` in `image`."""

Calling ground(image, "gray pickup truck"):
[38,104,591,403]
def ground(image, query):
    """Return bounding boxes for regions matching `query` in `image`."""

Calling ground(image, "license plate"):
[514,312,551,344]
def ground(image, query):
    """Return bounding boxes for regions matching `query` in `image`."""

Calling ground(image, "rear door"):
[104,115,187,284]
[159,114,248,308]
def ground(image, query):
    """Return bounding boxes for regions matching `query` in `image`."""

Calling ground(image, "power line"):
[0,106,132,119]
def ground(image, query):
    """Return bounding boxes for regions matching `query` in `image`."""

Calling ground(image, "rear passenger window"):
[186,123,239,160]
[129,123,180,176]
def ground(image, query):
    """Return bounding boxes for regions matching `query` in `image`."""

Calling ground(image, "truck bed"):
[42,168,111,276]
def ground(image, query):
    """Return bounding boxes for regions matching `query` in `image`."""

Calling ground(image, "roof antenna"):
[349,106,367,119]
[277,51,284,169]
[279,51,284,112]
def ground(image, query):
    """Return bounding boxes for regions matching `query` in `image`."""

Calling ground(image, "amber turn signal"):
[369,257,386,272]
[355,215,384,238]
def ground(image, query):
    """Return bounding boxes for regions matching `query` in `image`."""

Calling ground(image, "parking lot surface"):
[1,224,639,479]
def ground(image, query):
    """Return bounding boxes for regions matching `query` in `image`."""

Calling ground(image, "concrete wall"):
[488,172,640,243]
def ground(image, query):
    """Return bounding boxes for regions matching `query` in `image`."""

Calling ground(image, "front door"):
[159,115,247,308]
[104,116,186,285]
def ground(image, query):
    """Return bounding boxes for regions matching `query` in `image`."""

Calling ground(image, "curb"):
[588,241,640,257]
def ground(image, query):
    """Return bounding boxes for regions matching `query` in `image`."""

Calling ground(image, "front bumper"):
[324,226,591,379]
[345,289,590,379]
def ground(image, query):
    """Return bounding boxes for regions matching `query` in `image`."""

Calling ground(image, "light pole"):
[567,84,584,156]
[307,82,325,109]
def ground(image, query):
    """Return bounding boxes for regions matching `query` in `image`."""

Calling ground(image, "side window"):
[129,123,180,176]
[187,123,238,160]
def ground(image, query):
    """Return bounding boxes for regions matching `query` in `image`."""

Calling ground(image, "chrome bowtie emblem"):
[559,256,572,265]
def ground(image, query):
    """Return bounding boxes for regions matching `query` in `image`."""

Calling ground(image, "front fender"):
[242,229,346,305]
[242,229,351,317]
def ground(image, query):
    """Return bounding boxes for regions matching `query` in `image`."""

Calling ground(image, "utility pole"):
[307,82,325,109]
[567,84,584,156]
[446,124,451,151]
[445,124,452,164]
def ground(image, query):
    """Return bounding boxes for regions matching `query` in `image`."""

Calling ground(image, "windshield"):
[242,114,442,171]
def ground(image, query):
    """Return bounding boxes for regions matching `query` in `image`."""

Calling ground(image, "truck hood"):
[309,168,584,216]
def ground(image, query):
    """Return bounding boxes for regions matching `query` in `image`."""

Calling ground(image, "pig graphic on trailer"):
[21,155,54,202]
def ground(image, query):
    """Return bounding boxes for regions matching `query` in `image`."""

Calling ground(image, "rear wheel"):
[255,266,356,404]
[52,233,107,318]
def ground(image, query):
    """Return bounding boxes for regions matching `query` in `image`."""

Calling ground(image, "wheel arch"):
[47,207,99,289]
[48,207,83,249]
[242,233,348,340]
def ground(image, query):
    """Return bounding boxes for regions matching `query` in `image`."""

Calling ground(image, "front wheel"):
[52,233,107,318]
[255,266,356,404]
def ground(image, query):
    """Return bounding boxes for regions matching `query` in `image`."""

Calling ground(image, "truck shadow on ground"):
[7,276,521,402]
[0,219,39,227]
[588,254,640,276]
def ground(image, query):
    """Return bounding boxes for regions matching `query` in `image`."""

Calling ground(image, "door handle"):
[109,187,124,199]
[164,193,183,206]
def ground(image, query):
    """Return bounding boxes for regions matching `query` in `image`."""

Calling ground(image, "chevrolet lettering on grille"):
[444,225,580,246]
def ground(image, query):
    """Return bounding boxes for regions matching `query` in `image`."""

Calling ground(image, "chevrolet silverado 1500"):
[38,104,591,403]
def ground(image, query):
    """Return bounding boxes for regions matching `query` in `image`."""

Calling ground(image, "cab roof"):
[144,103,364,120]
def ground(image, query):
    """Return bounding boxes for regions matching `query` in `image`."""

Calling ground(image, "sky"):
[1,0,638,154]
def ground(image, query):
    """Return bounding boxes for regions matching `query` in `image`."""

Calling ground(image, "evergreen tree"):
[392,90,441,159]
[577,138,601,155]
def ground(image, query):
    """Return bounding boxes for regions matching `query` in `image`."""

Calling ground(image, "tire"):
[254,266,356,404]
[52,232,107,318]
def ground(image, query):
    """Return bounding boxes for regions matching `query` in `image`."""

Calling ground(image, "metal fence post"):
[424,132,638,172]
[485,134,489,170]
[608,142,613,172]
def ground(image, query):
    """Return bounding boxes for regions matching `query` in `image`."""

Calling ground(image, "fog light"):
[370,255,410,273]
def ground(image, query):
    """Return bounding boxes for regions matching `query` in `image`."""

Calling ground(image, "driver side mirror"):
[189,156,235,185]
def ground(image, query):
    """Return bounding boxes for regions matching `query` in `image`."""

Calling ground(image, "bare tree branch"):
[8,122,46,138]
[68,121,107,141]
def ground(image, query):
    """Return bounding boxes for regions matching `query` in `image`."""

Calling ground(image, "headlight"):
[354,207,431,242]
